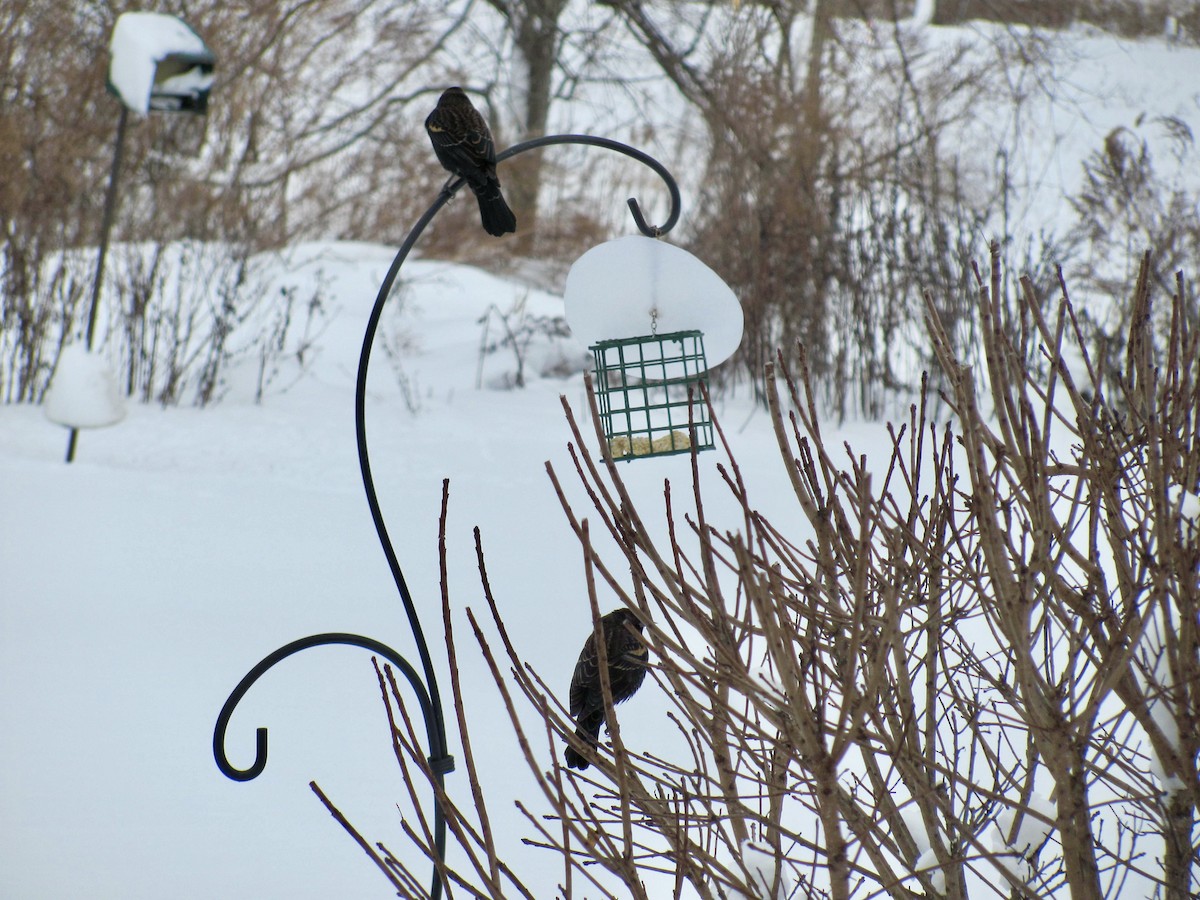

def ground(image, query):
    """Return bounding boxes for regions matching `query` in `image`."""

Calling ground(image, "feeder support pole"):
[213,132,681,900]
[67,104,130,464]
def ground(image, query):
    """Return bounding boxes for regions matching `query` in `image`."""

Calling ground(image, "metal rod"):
[212,633,449,782]
[67,104,130,464]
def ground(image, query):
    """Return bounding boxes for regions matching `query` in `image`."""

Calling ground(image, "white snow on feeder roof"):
[108,12,213,115]
[564,235,744,368]
[43,345,127,429]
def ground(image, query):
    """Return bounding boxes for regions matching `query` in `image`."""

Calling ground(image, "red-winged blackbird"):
[564,608,648,770]
[424,87,517,237]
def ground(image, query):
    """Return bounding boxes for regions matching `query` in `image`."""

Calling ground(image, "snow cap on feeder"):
[564,235,743,461]
[108,12,215,115]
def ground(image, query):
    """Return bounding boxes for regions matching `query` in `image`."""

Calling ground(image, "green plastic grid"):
[589,330,713,460]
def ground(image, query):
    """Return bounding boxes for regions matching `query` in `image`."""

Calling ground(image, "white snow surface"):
[0,241,802,899]
[1168,483,1200,538]
[899,802,931,854]
[42,343,127,429]
[996,792,1058,856]
[914,847,947,892]
[108,12,212,114]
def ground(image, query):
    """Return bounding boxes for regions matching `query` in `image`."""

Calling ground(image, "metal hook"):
[627,198,661,237]
[495,134,681,238]
[213,633,454,782]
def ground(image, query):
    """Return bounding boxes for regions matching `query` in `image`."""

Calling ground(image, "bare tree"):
[592,1,1060,419]
[481,0,568,247]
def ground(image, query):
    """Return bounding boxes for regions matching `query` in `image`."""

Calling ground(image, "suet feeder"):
[565,235,743,460]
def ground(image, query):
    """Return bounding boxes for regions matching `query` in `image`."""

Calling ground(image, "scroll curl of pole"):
[212,134,680,900]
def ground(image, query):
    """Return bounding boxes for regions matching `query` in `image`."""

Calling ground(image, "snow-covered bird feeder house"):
[564,235,743,460]
[107,12,215,115]
[62,13,214,464]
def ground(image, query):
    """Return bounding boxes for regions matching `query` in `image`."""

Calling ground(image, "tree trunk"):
[488,0,566,251]
[1163,789,1195,900]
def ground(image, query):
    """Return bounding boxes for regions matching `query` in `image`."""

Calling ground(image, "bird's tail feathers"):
[474,189,516,237]
[565,711,604,770]
[564,743,590,770]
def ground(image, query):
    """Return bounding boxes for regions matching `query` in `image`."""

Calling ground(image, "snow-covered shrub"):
[0,243,88,404]
[475,293,582,390]
[107,241,328,406]
[677,9,1058,421]
[1064,118,1200,401]
[1067,117,1199,299]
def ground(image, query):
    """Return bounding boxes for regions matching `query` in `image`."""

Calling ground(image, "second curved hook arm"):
[213,632,453,783]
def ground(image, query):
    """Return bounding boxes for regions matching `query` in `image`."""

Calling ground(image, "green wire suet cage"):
[590,330,713,460]
[566,235,743,462]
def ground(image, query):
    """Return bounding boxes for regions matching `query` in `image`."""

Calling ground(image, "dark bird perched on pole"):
[424,87,517,237]
[565,608,648,770]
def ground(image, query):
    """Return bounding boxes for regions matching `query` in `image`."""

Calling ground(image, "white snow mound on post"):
[43,345,127,429]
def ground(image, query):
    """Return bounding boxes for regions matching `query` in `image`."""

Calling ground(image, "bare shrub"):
[1064,118,1200,402]
[98,241,326,406]
[600,2,1060,419]
[932,0,1081,29]
[1067,118,1199,301]
[379,280,424,416]
[930,0,1182,34]
[0,3,109,403]
[0,248,88,403]
[475,292,577,390]
[319,251,1197,899]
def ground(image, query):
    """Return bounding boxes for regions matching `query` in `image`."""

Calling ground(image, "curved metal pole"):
[494,133,682,237]
[213,633,446,782]
[350,131,681,769]
[215,133,681,900]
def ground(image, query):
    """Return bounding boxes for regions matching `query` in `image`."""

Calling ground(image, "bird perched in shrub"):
[565,608,648,770]
[424,87,516,237]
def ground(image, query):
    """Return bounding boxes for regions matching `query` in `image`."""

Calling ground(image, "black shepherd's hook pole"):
[213,134,680,899]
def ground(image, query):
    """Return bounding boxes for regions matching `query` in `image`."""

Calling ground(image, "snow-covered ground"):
[0,240,815,898]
